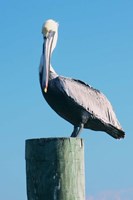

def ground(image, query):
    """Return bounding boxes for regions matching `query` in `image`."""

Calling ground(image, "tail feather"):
[105,125,125,139]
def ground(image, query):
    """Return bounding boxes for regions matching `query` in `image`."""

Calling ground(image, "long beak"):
[42,31,55,93]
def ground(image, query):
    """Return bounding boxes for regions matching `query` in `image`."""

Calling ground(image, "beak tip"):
[44,87,48,93]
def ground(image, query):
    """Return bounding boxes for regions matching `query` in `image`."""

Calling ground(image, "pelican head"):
[40,19,58,92]
[42,19,58,52]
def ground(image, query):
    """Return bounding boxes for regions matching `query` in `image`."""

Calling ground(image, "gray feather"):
[59,76,122,130]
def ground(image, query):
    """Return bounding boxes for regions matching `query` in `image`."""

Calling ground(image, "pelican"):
[39,19,125,139]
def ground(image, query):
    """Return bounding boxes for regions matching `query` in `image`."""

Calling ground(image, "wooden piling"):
[25,138,85,200]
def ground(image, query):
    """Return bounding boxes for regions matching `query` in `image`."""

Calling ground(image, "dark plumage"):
[40,73,125,139]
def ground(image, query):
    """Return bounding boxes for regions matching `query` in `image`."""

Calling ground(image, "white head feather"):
[42,19,58,53]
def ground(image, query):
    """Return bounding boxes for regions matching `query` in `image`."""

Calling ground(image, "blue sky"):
[0,0,133,199]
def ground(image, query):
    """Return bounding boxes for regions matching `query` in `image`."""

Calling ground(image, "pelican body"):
[39,19,125,139]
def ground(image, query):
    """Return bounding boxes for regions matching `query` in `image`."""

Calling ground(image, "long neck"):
[49,65,58,80]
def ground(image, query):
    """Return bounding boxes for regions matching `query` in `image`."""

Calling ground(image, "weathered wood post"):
[25,138,85,200]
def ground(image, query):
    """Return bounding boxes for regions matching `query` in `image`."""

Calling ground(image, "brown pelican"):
[39,19,125,139]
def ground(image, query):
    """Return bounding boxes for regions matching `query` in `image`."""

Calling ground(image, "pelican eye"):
[48,30,55,38]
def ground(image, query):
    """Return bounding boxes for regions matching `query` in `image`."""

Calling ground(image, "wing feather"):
[58,76,122,130]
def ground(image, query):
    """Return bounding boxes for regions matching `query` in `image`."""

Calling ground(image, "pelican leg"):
[71,123,84,137]
[71,126,79,137]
